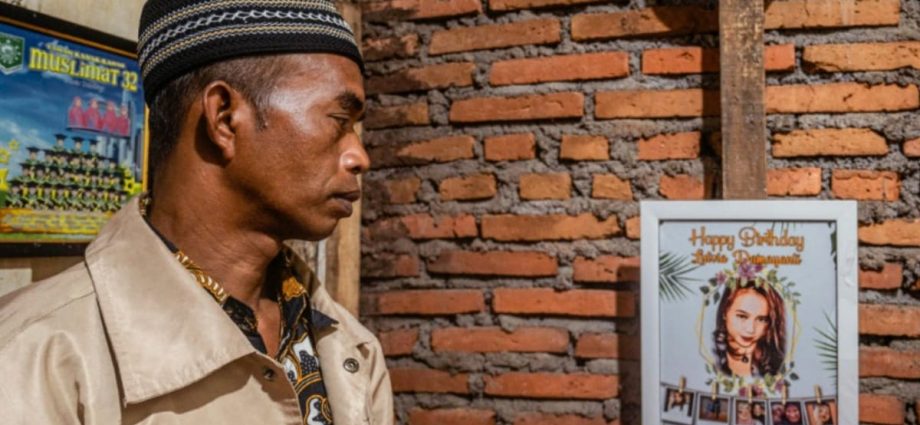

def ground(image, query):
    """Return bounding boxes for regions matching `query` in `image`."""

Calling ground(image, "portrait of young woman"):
[712,277,787,378]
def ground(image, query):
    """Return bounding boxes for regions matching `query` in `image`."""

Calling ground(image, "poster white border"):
[640,200,858,425]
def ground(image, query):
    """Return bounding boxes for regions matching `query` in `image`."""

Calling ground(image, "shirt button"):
[263,367,276,381]
[343,358,359,373]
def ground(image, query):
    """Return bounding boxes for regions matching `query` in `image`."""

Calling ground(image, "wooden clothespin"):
[678,377,686,395]
[814,385,823,404]
[781,386,788,405]
[711,381,718,401]
[747,386,753,403]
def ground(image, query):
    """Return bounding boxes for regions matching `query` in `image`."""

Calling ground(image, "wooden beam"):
[719,0,767,199]
[323,1,363,316]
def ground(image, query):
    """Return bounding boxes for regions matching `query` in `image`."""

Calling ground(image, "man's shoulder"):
[0,262,96,346]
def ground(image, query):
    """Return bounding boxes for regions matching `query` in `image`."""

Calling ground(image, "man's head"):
[139,0,367,241]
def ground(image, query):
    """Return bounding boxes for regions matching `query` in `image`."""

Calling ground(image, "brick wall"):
[358,1,920,424]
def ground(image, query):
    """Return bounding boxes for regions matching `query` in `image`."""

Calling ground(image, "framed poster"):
[0,3,147,250]
[641,201,857,425]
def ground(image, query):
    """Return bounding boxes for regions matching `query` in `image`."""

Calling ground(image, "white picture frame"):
[641,200,858,425]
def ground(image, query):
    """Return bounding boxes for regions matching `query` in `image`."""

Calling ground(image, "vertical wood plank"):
[720,0,767,199]
[324,1,363,316]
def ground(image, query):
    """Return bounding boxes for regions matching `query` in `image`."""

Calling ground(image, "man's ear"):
[201,81,251,161]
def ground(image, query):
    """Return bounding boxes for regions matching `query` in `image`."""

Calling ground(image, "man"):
[0,1,392,424]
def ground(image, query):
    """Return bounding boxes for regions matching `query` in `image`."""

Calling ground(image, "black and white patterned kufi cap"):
[137,0,363,105]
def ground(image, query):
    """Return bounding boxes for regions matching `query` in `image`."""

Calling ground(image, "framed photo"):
[640,201,858,425]
[0,3,147,251]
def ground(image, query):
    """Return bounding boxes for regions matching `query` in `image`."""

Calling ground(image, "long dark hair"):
[713,284,786,376]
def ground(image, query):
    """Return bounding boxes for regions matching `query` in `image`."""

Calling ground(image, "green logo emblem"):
[0,32,25,75]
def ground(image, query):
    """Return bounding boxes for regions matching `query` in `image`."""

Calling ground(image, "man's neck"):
[147,191,282,310]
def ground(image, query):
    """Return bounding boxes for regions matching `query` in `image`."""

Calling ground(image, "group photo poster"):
[641,201,858,425]
[0,3,147,245]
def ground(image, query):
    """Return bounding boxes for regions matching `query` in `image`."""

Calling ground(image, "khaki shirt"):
[0,198,393,425]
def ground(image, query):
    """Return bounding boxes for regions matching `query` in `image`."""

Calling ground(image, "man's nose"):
[341,133,370,174]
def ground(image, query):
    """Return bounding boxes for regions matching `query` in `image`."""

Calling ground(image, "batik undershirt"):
[141,202,334,424]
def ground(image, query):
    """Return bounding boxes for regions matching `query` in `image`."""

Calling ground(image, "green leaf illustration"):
[813,311,838,387]
[659,252,700,302]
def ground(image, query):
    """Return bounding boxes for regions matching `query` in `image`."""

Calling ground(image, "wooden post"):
[323,1,363,316]
[719,0,766,199]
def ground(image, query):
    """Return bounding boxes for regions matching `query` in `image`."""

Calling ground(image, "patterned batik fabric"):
[176,251,335,425]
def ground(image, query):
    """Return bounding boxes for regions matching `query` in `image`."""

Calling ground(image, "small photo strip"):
[698,395,730,425]
[770,400,804,425]
[734,399,767,425]
[804,398,838,425]
[660,385,695,425]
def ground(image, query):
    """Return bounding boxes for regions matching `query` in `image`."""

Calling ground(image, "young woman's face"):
[753,403,765,417]
[816,405,831,422]
[737,402,752,420]
[726,289,769,349]
[785,404,802,423]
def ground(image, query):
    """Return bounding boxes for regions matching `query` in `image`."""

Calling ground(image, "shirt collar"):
[86,197,339,405]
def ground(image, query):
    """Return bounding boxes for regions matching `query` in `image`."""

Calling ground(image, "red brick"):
[859,219,920,246]
[625,216,640,240]
[772,128,888,157]
[659,175,704,200]
[766,168,823,196]
[859,304,920,337]
[402,135,475,163]
[370,135,476,168]
[380,328,419,356]
[560,135,609,160]
[384,177,421,204]
[765,0,900,29]
[574,333,640,360]
[905,137,920,157]
[520,173,571,200]
[375,290,485,315]
[859,394,904,425]
[642,44,795,75]
[366,102,429,129]
[363,0,481,21]
[804,41,920,72]
[432,327,569,353]
[573,1,898,42]
[364,34,419,62]
[573,256,640,283]
[427,250,558,277]
[831,170,900,201]
[493,288,635,318]
[440,174,497,201]
[490,0,604,12]
[765,83,919,114]
[485,133,536,161]
[390,368,470,394]
[410,408,495,425]
[591,175,633,200]
[400,214,477,239]
[482,213,621,241]
[484,372,618,399]
[572,6,717,41]
[514,413,606,425]
[596,89,720,119]
[363,254,420,278]
[490,52,629,86]
[430,19,560,55]
[451,92,584,123]
[860,347,920,379]
[860,263,903,290]
[367,62,475,94]
[637,132,701,160]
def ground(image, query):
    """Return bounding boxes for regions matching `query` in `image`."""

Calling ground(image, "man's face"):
[230,54,368,240]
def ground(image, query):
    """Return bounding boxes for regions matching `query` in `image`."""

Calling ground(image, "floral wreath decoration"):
[695,260,802,397]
